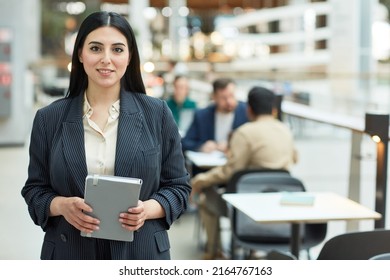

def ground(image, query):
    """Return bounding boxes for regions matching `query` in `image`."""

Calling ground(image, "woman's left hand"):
[119,200,146,231]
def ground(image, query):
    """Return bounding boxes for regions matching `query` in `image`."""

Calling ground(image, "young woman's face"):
[79,26,130,90]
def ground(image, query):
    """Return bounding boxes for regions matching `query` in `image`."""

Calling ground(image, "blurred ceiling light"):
[233,7,244,15]
[178,6,190,17]
[178,26,189,37]
[143,7,157,20]
[60,2,86,15]
[162,7,173,17]
[143,62,155,73]
[372,135,381,143]
[210,31,224,45]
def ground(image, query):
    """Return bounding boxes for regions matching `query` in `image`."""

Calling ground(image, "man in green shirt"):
[166,75,197,136]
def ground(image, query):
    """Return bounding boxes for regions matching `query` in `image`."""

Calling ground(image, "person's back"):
[228,115,296,171]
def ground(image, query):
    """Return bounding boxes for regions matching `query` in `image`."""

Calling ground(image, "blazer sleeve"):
[21,109,57,231]
[149,101,191,227]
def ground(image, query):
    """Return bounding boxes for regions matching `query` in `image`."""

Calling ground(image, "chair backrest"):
[226,169,306,243]
[317,229,390,260]
[226,169,291,193]
[267,250,297,260]
[370,252,390,260]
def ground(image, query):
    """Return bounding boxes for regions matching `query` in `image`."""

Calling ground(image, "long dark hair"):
[66,11,146,97]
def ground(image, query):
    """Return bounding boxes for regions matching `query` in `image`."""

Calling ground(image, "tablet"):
[81,174,142,242]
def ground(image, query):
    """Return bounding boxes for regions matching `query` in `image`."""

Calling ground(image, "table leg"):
[291,223,302,258]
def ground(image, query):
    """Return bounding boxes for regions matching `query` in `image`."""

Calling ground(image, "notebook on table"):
[280,192,315,206]
[81,174,142,242]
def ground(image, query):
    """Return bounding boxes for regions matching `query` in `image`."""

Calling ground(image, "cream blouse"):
[83,94,120,176]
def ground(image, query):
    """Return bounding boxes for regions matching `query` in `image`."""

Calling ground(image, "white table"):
[185,150,227,168]
[222,192,382,258]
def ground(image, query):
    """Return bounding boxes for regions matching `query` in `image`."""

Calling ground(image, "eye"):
[90,45,101,52]
[113,47,124,53]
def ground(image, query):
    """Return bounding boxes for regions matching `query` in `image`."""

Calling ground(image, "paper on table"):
[185,150,227,167]
[280,192,315,206]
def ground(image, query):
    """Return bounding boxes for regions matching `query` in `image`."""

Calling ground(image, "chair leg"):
[231,237,238,259]
[306,249,311,260]
[194,211,204,250]
[213,219,221,257]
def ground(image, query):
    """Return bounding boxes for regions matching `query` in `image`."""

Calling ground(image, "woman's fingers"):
[61,197,100,233]
[119,200,145,231]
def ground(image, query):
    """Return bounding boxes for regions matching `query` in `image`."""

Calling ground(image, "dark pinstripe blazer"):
[22,90,191,260]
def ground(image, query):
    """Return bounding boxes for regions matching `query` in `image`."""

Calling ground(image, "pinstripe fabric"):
[21,90,191,260]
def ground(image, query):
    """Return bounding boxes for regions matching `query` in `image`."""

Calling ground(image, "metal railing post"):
[365,113,389,228]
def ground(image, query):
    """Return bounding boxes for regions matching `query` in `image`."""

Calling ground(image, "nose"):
[100,50,111,64]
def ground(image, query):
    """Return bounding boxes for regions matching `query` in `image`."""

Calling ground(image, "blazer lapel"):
[62,94,88,195]
[114,91,144,176]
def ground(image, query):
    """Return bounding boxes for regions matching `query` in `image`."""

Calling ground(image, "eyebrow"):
[88,41,126,47]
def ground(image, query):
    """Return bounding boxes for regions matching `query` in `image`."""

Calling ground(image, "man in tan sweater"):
[191,86,297,259]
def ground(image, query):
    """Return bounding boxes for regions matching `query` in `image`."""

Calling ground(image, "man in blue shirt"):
[182,78,248,153]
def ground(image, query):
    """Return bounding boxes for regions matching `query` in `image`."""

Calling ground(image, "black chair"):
[370,252,390,260]
[225,169,327,260]
[267,250,297,260]
[268,229,390,260]
[317,229,390,260]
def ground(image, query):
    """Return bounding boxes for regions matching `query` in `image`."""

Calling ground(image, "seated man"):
[182,78,248,154]
[191,86,298,260]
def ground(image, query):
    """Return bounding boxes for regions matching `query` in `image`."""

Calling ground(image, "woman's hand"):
[119,199,165,231]
[50,196,100,234]
[119,200,147,231]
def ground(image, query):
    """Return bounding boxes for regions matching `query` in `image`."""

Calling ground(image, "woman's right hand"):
[50,196,100,234]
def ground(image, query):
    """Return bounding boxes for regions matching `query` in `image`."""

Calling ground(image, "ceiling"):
[101,0,271,10]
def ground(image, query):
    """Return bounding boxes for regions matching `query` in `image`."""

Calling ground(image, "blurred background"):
[0,0,390,259]
[0,0,389,144]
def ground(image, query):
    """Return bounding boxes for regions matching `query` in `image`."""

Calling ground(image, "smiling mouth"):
[97,69,114,74]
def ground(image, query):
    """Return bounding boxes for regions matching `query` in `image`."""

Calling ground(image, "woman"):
[21,11,191,260]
